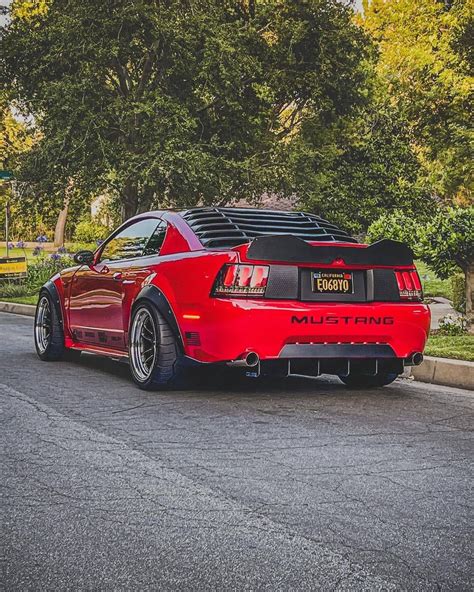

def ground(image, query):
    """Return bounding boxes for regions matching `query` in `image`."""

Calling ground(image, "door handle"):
[112,272,123,282]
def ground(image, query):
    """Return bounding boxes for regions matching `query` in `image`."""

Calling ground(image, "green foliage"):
[1,0,371,220]
[366,210,421,252]
[437,314,469,336]
[425,334,474,362]
[0,253,75,298]
[294,98,434,234]
[451,274,466,312]
[416,259,454,301]
[418,206,473,278]
[0,280,30,299]
[367,206,473,277]
[73,218,110,244]
[26,254,74,293]
[0,294,38,305]
[362,0,474,204]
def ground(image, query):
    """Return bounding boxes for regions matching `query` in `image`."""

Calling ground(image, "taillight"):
[213,264,269,297]
[395,270,423,301]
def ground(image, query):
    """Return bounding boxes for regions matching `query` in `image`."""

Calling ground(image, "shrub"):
[437,314,468,336]
[451,274,466,313]
[366,210,420,252]
[0,281,30,299]
[73,218,110,243]
[26,254,75,293]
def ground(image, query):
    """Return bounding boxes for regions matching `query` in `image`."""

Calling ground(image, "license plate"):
[312,271,353,294]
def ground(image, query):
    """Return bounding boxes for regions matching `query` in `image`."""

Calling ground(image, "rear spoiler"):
[246,236,414,267]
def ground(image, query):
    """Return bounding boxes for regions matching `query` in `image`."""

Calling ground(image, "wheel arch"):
[40,279,65,330]
[131,285,184,352]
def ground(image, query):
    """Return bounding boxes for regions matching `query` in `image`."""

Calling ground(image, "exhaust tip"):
[226,351,260,368]
[412,352,424,366]
[245,352,260,367]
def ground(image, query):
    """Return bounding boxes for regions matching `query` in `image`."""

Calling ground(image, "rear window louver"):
[181,207,357,248]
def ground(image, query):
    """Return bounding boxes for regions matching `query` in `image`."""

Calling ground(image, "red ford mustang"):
[34,207,430,389]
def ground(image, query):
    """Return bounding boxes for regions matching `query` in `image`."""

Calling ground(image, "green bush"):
[73,218,110,243]
[366,210,420,252]
[26,254,75,293]
[0,281,30,299]
[436,314,468,336]
[451,274,465,313]
[66,241,97,254]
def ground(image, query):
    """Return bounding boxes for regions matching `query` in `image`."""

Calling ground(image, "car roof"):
[178,207,356,248]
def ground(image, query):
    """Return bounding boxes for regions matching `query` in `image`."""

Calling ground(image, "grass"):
[425,334,474,362]
[0,246,36,261]
[1,295,38,306]
[415,260,453,301]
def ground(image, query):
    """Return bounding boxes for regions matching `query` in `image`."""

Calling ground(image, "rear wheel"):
[338,372,398,388]
[129,302,184,390]
[34,292,66,361]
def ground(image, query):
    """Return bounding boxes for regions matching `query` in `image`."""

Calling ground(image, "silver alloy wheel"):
[130,308,157,382]
[35,295,51,354]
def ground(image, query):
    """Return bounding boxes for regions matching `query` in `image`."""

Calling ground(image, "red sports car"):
[34,207,430,389]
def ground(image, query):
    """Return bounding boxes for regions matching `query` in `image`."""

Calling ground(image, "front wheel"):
[34,292,66,361]
[129,302,184,390]
[338,372,398,388]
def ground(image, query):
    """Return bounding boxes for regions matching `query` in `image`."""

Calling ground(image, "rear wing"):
[246,236,414,267]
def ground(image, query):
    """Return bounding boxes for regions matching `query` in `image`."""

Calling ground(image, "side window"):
[143,221,168,256]
[100,219,160,262]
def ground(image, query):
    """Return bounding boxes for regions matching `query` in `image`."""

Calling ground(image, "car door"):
[68,218,161,349]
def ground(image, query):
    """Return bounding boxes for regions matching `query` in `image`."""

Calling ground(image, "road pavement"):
[1,312,472,591]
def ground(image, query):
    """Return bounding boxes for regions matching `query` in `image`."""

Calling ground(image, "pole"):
[5,199,9,259]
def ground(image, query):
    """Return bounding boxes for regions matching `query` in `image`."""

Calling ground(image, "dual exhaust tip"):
[227,351,424,368]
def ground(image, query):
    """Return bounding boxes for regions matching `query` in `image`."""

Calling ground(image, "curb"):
[0,301,472,390]
[411,356,473,391]
[0,301,36,317]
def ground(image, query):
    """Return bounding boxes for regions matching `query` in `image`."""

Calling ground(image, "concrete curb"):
[0,301,36,317]
[411,356,474,391]
[0,301,472,390]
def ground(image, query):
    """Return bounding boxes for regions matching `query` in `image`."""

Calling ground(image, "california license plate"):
[312,271,353,294]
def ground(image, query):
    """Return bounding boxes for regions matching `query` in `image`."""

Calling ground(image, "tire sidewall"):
[128,302,161,389]
[34,291,64,361]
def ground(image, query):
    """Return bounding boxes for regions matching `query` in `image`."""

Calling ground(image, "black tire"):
[128,301,184,390]
[338,372,398,388]
[34,291,66,361]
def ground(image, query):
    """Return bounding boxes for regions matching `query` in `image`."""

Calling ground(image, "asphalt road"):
[1,312,473,591]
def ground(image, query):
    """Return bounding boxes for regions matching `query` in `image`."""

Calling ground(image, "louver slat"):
[181,207,356,247]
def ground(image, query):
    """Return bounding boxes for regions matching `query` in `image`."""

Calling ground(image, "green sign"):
[0,170,14,180]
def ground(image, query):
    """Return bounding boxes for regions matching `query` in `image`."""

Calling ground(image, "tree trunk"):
[121,181,139,222]
[53,180,73,247]
[466,263,474,331]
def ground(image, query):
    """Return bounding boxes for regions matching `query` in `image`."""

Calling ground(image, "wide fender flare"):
[132,285,184,352]
[40,278,65,329]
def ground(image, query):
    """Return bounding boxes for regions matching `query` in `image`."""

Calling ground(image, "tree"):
[288,97,434,235]
[1,0,371,221]
[367,207,474,324]
[419,207,474,323]
[361,0,473,205]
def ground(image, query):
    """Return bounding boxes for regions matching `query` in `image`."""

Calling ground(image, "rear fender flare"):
[132,285,184,352]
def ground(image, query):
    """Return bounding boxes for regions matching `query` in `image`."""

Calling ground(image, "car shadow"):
[57,351,395,396]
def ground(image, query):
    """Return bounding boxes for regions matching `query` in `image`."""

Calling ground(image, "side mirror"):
[73,250,95,266]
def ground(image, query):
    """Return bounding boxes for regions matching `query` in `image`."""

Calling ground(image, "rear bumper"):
[180,299,431,364]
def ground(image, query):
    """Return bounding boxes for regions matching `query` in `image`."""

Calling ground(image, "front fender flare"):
[40,279,64,328]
